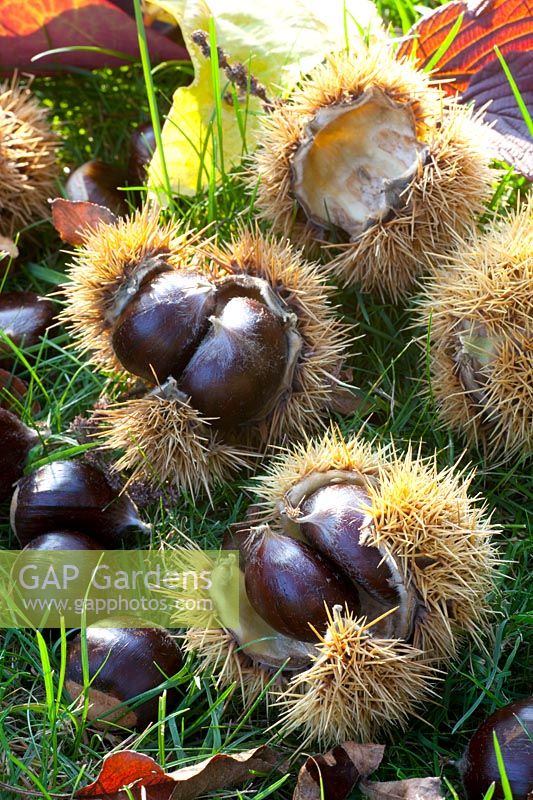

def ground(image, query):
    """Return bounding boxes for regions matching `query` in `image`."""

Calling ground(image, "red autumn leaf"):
[51,198,118,245]
[75,746,285,800]
[397,0,533,93]
[397,0,533,179]
[77,751,174,799]
[0,0,189,74]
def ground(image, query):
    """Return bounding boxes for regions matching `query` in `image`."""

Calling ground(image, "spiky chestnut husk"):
[251,46,494,301]
[184,428,497,745]
[417,202,533,461]
[0,78,59,238]
[61,214,351,494]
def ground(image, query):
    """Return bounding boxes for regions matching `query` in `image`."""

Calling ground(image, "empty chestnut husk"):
[251,43,493,300]
[66,621,183,727]
[459,697,533,800]
[0,407,38,502]
[10,460,148,547]
[185,429,497,745]
[65,160,128,217]
[61,213,351,493]
[0,292,56,365]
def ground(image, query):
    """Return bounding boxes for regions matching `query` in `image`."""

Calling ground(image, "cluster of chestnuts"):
[185,429,497,744]
[61,215,350,493]
[8,459,183,728]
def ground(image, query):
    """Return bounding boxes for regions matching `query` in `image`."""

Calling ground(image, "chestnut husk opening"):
[66,622,183,727]
[10,460,148,547]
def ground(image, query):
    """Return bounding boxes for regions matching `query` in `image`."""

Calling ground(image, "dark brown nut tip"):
[0,407,38,502]
[0,292,56,366]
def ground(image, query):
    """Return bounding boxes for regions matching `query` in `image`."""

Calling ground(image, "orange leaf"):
[75,746,285,800]
[0,0,188,74]
[51,198,118,245]
[397,0,533,93]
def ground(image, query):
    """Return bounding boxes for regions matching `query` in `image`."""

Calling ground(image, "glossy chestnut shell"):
[66,622,182,727]
[10,460,147,547]
[112,270,216,383]
[244,526,360,642]
[0,292,56,365]
[299,483,398,603]
[65,160,128,217]
[460,697,533,800]
[180,297,289,427]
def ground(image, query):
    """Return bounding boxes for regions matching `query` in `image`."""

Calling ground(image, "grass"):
[0,1,532,797]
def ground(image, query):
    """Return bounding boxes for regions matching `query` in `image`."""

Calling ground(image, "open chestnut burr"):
[60,210,351,494]
[418,201,533,462]
[251,43,493,300]
[66,621,183,728]
[184,429,498,745]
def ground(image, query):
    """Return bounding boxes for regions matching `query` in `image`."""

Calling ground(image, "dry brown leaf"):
[51,199,118,245]
[361,777,444,800]
[293,743,385,800]
[75,746,285,800]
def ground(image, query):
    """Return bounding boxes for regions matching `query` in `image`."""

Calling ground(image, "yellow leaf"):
[147,0,382,197]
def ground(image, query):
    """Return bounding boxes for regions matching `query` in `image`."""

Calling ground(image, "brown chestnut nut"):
[0,369,39,414]
[22,531,102,551]
[299,483,398,603]
[459,697,533,800]
[180,297,289,427]
[111,270,216,383]
[0,407,38,502]
[128,122,156,186]
[244,525,360,642]
[66,622,183,727]
[10,460,148,547]
[0,292,56,365]
[65,160,128,217]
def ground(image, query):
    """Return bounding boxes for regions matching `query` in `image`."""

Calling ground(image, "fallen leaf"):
[293,743,385,800]
[75,746,285,800]
[361,777,444,800]
[462,50,533,180]
[397,0,533,93]
[397,0,533,178]
[0,0,188,74]
[147,0,382,197]
[51,198,118,245]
